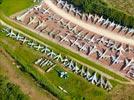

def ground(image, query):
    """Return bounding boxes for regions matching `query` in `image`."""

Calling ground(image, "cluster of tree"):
[0,75,29,100]
[70,0,134,28]
[0,0,2,4]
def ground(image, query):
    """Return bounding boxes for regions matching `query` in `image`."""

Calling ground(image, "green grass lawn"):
[46,66,108,100]
[104,0,134,16]
[0,0,35,16]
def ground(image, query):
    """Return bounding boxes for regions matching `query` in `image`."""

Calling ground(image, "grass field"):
[0,47,57,100]
[0,26,110,100]
[1,24,134,100]
[104,0,134,16]
[0,0,35,16]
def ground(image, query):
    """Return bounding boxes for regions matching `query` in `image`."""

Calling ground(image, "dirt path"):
[44,0,134,46]
[0,48,57,100]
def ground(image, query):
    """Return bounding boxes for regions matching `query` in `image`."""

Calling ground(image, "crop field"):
[0,0,36,16]
[104,0,134,16]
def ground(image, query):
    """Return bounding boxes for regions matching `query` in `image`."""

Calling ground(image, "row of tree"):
[69,0,134,28]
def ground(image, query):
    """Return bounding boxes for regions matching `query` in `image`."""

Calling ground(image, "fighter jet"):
[75,31,85,39]
[20,37,29,44]
[47,50,57,58]
[53,54,63,62]
[57,0,64,6]
[41,8,50,14]
[125,44,133,53]
[88,45,98,55]
[34,57,43,65]
[79,43,88,52]
[86,13,94,22]
[58,18,67,27]
[75,9,82,17]
[34,44,44,51]
[70,38,80,47]
[40,26,48,32]
[67,60,76,70]
[120,26,129,33]
[15,33,24,41]
[96,36,106,44]
[97,16,105,25]
[96,76,106,88]
[115,24,122,31]
[116,44,125,55]
[72,64,79,73]
[41,46,51,54]
[81,13,86,20]
[47,29,55,36]
[59,34,70,43]
[93,14,100,24]
[27,41,37,48]
[28,16,38,25]
[122,58,134,70]
[62,1,70,10]
[88,72,98,84]
[46,65,56,72]
[35,20,46,29]
[83,34,96,44]
[110,55,123,65]
[102,19,111,28]
[69,4,76,13]
[109,21,116,30]
[6,29,16,38]
[97,49,110,60]
[65,21,72,29]
[104,80,113,91]
[83,68,91,80]
[69,25,78,34]
[109,43,118,51]
[2,27,10,33]
[33,5,41,11]
[128,29,134,36]
[127,68,134,79]
[16,11,29,22]
[105,39,114,47]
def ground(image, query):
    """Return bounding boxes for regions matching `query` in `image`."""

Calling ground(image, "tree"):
[0,0,2,4]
